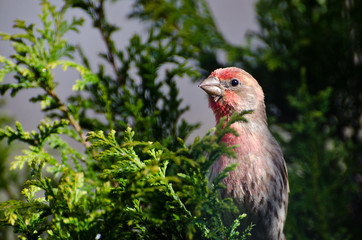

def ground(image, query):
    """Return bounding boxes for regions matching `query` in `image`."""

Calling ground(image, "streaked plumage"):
[199,67,289,240]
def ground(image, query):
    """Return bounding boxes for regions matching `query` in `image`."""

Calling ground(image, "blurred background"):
[1,0,361,239]
[0,0,257,140]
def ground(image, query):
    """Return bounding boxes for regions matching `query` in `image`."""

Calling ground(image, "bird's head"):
[199,67,265,123]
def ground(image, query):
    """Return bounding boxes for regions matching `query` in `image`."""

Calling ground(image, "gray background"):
[0,0,258,142]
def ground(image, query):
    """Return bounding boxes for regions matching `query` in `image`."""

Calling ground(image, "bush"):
[0,1,252,239]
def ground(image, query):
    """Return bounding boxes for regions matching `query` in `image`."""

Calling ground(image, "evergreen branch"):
[73,0,123,85]
[46,88,89,147]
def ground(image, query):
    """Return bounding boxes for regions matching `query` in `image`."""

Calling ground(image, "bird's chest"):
[208,131,272,208]
[208,151,265,198]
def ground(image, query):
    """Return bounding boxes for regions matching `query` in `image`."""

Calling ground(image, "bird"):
[198,67,289,240]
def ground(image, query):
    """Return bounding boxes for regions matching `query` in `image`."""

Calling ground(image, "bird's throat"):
[208,97,233,123]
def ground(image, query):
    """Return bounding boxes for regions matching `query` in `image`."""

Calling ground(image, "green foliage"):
[0,101,20,239]
[241,0,362,132]
[2,0,361,239]
[0,0,91,146]
[0,0,253,239]
[282,81,355,239]
[127,0,362,239]
[64,0,201,150]
[129,0,228,73]
[0,115,252,239]
[237,1,362,239]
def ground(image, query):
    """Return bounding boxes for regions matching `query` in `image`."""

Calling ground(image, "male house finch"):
[199,67,289,240]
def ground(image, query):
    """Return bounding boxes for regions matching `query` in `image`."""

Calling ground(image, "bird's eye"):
[231,79,239,87]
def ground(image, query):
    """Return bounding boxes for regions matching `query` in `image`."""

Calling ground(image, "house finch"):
[199,67,289,240]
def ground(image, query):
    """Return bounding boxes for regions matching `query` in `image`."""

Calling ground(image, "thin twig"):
[47,89,90,148]
[94,0,124,85]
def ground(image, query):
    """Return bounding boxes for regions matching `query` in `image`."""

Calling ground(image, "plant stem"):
[47,89,90,148]
[92,0,124,85]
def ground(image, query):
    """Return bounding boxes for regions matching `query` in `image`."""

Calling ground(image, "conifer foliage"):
[0,1,251,239]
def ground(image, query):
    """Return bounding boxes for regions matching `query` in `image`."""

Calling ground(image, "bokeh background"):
[0,0,257,140]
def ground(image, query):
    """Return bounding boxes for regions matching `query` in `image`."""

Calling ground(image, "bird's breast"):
[208,123,279,205]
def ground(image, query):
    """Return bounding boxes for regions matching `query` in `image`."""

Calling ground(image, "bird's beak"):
[198,76,224,97]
